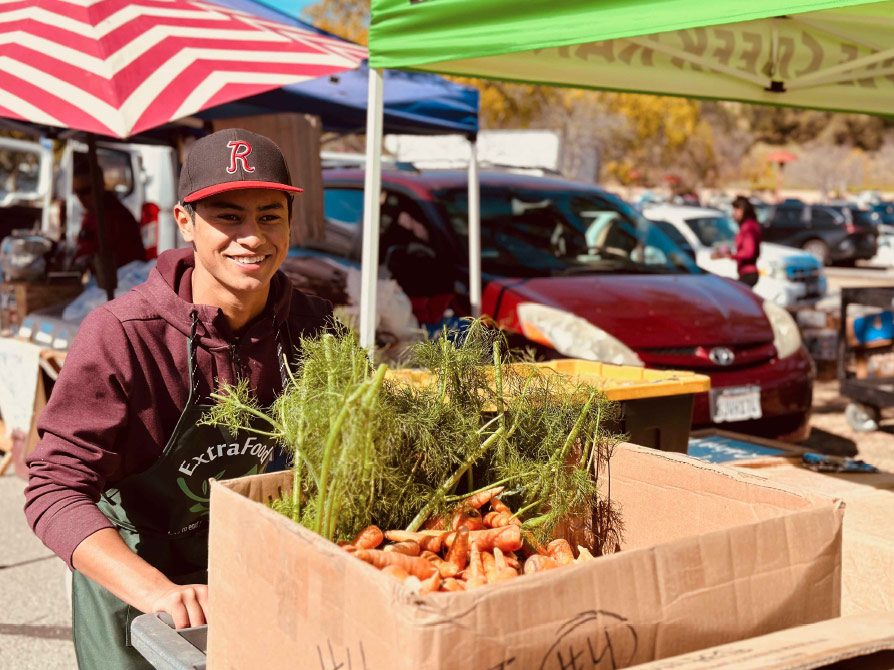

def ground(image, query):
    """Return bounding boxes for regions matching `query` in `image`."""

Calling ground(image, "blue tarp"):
[202,0,480,137]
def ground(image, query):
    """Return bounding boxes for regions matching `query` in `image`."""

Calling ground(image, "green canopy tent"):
[358,0,894,348]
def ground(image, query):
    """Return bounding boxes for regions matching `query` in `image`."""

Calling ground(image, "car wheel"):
[845,402,880,432]
[802,239,830,265]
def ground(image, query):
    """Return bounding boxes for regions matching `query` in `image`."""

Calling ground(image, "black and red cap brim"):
[183,180,303,203]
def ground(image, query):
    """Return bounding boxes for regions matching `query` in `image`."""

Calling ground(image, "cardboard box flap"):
[627,613,894,669]
[609,444,840,550]
[729,457,894,617]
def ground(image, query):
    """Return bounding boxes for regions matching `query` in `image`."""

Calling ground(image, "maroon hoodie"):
[25,248,331,567]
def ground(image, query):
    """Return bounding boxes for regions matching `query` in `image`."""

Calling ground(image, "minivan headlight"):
[762,300,801,359]
[516,303,644,366]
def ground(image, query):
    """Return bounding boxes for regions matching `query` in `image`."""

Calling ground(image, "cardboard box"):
[627,613,894,669]
[0,278,83,334]
[729,456,894,617]
[207,444,843,670]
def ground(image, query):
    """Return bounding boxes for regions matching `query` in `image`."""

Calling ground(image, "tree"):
[784,144,866,198]
[303,0,368,43]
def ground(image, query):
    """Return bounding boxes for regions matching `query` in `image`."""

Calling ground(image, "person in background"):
[71,153,147,283]
[713,195,762,288]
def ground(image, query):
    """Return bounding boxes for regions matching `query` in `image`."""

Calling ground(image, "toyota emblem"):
[709,347,735,366]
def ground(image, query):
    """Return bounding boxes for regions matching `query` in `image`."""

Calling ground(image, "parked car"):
[642,204,827,309]
[316,168,815,441]
[871,202,894,226]
[759,202,877,265]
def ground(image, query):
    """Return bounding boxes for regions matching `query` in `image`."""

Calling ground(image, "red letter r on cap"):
[226,141,255,174]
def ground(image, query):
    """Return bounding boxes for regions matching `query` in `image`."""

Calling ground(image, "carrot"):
[339,544,357,553]
[473,526,522,553]
[381,565,410,582]
[503,551,522,572]
[482,551,497,582]
[444,526,470,578]
[465,543,488,590]
[460,486,505,510]
[483,511,511,528]
[443,526,523,553]
[353,549,437,580]
[385,530,446,553]
[524,555,559,574]
[385,540,421,556]
[421,550,455,579]
[490,496,512,515]
[440,578,465,592]
[422,516,446,531]
[547,539,575,566]
[521,530,549,557]
[492,547,519,582]
[451,506,484,531]
[352,525,384,550]
[576,546,595,562]
[419,569,440,595]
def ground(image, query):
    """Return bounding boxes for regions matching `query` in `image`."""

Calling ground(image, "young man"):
[25,129,331,669]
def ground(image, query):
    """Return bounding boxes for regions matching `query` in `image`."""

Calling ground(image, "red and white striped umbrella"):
[0,0,368,138]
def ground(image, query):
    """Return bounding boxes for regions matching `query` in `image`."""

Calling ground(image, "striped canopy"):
[0,0,368,138]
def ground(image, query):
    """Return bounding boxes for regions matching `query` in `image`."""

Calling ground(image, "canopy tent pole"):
[85,134,116,302]
[359,67,385,352]
[467,139,482,317]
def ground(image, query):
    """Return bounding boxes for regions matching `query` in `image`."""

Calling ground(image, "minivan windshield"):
[434,186,701,278]
[685,216,739,247]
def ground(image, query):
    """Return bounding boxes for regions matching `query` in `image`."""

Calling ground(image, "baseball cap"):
[178,128,303,204]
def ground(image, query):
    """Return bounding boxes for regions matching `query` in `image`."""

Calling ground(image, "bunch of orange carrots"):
[340,486,595,593]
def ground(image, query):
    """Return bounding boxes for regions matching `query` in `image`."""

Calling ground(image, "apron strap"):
[186,310,200,404]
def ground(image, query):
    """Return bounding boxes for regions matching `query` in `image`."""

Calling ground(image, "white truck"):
[0,134,180,259]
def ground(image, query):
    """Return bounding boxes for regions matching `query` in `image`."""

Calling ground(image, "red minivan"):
[317,168,814,441]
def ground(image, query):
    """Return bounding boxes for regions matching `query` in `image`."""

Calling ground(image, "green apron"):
[72,311,292,670]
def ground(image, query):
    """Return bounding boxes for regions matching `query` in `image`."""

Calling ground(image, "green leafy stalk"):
[405,425,507,532]
[315,382,367,536]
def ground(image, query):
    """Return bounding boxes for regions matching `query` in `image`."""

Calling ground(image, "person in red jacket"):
[70,153,147,285]
[25,130,331,669]
[714,195,762,288]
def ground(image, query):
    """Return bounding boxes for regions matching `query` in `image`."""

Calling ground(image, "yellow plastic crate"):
[386,359,710,402]
[386,360,710,454]
[533,359,711,401]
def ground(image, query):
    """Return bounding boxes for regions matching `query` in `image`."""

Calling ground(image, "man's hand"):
[146,584,209,629]
[72,528,210,630]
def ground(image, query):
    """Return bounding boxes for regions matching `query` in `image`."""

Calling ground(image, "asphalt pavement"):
[0,471,76,670]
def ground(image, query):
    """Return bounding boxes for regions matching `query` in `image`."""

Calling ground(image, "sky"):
[260,0,317,15]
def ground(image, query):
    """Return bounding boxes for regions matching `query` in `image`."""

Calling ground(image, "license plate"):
[710,386,762,423]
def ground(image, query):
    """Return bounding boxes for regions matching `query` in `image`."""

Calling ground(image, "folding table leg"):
[0,451,12,476]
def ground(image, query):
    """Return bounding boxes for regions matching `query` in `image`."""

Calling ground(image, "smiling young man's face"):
[175,188,290,307]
